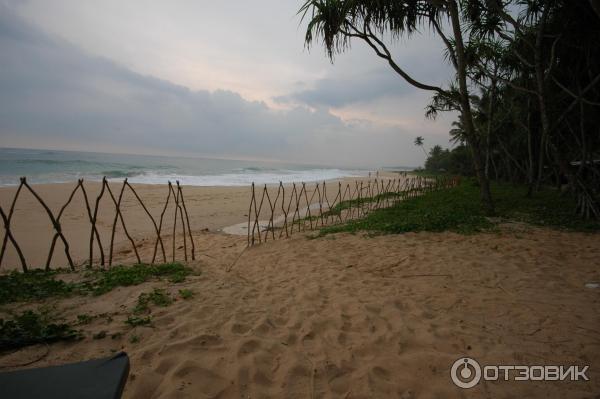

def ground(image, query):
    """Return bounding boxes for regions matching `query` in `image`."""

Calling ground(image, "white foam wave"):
[122,169,367,186]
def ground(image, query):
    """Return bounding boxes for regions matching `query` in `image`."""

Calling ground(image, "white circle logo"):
[451,357,482,389]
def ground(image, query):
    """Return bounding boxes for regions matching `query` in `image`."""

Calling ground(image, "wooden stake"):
[177,182,195,260]
[126,181,167,263]
[0,181,23,269]
[22,178,74,270]
[0,205,27,272]
[152,182,172,263]
[106,179,140,266]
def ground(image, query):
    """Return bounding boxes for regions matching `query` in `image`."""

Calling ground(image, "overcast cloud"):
[0,1,457,168]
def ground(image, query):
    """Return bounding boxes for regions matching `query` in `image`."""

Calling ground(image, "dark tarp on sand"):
[0,351,129,399]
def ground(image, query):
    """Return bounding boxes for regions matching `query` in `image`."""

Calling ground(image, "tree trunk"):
[449,1,494,213]
[485,72,497,180]
[533,5,552,193]
[526,97,535,197]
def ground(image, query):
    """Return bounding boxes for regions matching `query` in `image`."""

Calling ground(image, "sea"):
[0,147,397,187]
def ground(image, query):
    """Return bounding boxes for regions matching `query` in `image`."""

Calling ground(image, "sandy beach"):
[1,225,599,398]
[1,176,599,398]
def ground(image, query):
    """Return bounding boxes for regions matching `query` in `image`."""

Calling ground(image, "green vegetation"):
[87,263,190,295]
[0,310,80,350]
[317,180,600,237]
[76,314,94,325]
[178,289,193,299]
[133,288,173,314]
[0,264,193,348]
[292,190,413,229]
[125,315,152,327]
[129,334,140,344]
[421,145,474,177]
[0,270,76,304]
[0,263,191,305]
[324,191,401,217]
[409,169,449,178]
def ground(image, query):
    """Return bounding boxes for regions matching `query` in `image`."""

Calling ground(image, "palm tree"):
[449,120,466,145]
[414,136,428,158]
[299,0,495,213]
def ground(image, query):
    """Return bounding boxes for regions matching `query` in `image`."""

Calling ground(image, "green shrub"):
[179,289,193,299]
[0,270,78,304]
[0,263,192,304]
[317,179,600,237]
[133,288,172,314]
[0,310,79,350]
[125,315,152,327]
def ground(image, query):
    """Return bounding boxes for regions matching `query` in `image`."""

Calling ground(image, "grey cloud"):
[0,5,451,168]
[0,7,292,156]
[275,68,416,108]
[274,36,454,110]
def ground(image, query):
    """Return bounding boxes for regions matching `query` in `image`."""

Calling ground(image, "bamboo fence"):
[0,177,195,272]
[247,174,460,246]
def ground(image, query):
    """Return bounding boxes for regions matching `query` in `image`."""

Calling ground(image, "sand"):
[1,225,599,398]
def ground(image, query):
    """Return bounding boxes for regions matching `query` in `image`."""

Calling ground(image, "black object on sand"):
[0,351,130,399]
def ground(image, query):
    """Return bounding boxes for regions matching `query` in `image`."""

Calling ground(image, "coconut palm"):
[414,136,428,158]
[414,136,423,147]
[449,120,466,145]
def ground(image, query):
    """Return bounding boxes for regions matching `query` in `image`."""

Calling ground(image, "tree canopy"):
[300,0,600,218]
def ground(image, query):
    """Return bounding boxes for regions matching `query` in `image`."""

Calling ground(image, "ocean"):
[0,147,378,187]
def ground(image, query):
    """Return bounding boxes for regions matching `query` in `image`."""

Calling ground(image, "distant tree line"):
[300,0,600,218]
[422,144,473,177]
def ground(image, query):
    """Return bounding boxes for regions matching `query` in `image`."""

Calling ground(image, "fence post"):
[22,177,75,271]
[0,181,27,272]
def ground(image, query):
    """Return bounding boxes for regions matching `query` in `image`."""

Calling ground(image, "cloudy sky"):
[0,0,457,168]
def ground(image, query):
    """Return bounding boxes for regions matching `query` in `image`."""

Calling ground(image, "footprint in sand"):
[237,338,261,357]
[231,322,251,335]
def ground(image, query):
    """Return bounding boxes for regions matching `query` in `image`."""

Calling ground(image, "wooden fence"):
[0,177,195,272]
[247,174,460,245]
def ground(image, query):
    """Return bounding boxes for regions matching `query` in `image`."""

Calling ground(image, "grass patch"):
[179,289,193,299]
[0,270,77,305]
[133,288,173,314]
[76,314,94,325]
[0,310,80,350]
[87,263,191,295]
[0,263,192,304]
[125,315,152,327]
[492,184,600,231]
[409,169,451,178]
[317,179,600,237]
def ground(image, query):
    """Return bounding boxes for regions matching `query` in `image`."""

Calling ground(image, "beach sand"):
[1,178,599,398]
[1,226,599,397]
